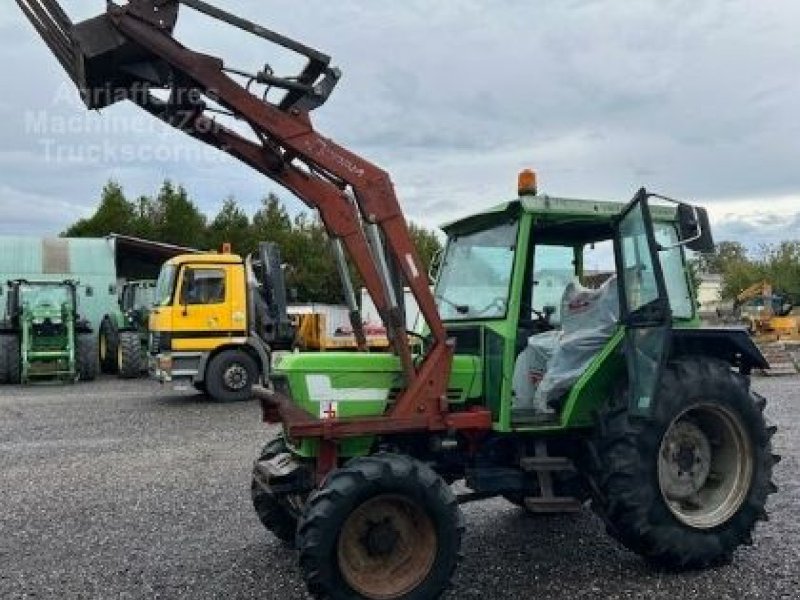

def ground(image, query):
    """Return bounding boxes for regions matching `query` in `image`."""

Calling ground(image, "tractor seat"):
[513,277,619,416]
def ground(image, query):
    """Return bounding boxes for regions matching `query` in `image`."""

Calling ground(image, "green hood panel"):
[275,352,482,421]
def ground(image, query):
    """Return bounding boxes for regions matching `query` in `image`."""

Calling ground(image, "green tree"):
[408,223,443,280]
[151,181,207,248]
[208,197,252,255]
[63,180,136,237]
[251,194,293,245]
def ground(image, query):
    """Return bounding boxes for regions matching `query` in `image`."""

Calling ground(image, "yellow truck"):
[148,243,294,401]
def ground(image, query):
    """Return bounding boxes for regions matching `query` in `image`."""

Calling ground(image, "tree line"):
[698,241,800,301]
[64,180,442,304]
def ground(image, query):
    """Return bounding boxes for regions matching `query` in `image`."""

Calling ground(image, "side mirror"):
[677,204,714,253]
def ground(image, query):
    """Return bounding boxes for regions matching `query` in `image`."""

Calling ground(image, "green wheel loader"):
[98,280,156,379]
[0,280,97,384]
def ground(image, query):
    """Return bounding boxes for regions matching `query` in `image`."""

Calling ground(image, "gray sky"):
[1,1,798,248]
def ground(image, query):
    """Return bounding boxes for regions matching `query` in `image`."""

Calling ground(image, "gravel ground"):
[0,376,796,599]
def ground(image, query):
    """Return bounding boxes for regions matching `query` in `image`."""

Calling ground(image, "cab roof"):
[441,193,677,233]
[164,252,242,266]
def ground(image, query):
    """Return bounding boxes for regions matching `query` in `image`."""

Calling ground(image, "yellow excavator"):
[734,280,800,341]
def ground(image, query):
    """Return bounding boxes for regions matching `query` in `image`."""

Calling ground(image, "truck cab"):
[149,244,293,401]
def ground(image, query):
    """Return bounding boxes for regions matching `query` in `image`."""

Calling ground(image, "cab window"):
[180,269,226,305]
[531,245,575,326]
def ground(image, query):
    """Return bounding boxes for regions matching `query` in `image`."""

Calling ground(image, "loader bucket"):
[16,0,178,109]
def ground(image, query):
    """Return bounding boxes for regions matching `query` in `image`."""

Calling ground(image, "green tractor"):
[0,280,97,384]
[253,190,779,599]
[98,280,156,379]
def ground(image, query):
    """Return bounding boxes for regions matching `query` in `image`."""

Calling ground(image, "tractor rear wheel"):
[251,432,302,544]
[205,349,257,402]
[588,357,778,569]
[0,334,21,384]
[99,318,119,374]
[117,331,143,379]
[76,333,98,381]
[298,453,463,600]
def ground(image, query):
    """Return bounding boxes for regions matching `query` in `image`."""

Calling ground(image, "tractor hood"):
[274,352,482,420]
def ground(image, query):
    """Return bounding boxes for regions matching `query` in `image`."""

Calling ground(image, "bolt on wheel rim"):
[223,363,248,390]
[658,403,753,529]
[337,494,437,600]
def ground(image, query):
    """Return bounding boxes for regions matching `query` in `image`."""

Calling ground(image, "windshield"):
[435,220,518,320]
[133,284,156,310]
[19,284,71,310]
[154,266,177,307]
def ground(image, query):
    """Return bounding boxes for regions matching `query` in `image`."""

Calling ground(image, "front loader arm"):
[17,1,489,445]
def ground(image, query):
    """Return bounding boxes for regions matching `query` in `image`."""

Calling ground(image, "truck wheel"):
[0,334,21,384]
[77,333,98,381]
[117,331,143,379]
[298,453,464,600]
[205,350,257,402]
[251,432,301,544]
[99,318,119,374]
[588,357,779,569]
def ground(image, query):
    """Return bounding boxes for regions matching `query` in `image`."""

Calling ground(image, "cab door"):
[614,189,672,415]
[172,264,237,351]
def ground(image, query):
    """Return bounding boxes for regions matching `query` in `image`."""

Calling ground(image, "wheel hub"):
[361,518,400,557]
[660,420,712,500]
[223,363,248,390]
[338,494,437,600]
[658,404,754,529]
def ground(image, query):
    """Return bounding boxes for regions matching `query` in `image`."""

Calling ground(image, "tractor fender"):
[670,327,769,373]
[195,336,271,384]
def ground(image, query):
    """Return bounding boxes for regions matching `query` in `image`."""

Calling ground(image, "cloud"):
[0,0,798,239]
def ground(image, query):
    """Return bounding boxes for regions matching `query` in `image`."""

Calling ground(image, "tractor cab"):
[434,183,728,429]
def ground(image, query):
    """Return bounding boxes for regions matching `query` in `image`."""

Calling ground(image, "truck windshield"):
[435,220,518,321]
[154,266,177,307]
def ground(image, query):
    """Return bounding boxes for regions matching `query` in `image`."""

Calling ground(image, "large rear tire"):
[99,318,119,374]
[117,331,143,379]
[587,357,778,569]
[76,333,98,381]
[205,349,257,402]
[298,453,464,600]
[251,432,301,544]
[0,334,21,384]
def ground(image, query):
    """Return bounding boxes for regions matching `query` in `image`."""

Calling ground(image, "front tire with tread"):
[298,453,464,600]
[117,330,144,379]
[251,432,299,544]
[0,334,21,384]
[205,349,258,402]
[76,333,98,381]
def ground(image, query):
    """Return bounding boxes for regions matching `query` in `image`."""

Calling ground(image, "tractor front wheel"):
[298,453,463,600]
[251,432,302,544]
[117,331,143,379]
[588,357,778,569]
[76,333,98,381]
